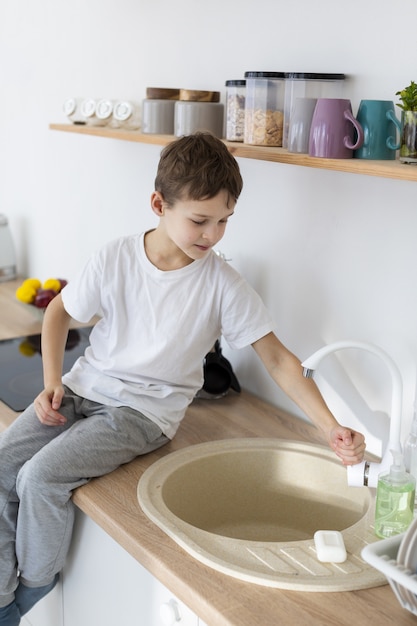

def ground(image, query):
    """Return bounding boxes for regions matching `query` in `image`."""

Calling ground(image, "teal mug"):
[354,100,401,160]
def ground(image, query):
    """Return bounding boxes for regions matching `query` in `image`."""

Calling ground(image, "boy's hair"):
[154,132,243,208]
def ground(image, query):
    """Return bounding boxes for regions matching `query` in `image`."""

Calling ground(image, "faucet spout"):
[301,340,403,488]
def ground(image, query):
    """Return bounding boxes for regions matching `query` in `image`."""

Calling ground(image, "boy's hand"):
[34,385,67,426]
[329,426,366,466]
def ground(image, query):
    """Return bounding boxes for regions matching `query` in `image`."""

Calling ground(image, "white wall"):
[1,0,416,456]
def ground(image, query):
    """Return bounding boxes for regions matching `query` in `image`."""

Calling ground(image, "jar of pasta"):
[244,71,285,146]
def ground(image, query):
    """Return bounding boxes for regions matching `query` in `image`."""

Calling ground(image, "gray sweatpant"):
[0,387,169,607]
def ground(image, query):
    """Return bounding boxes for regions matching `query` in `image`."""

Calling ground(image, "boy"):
[0,132,365,625]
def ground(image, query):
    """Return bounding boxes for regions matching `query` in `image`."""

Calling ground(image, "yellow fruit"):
[19,340,36,357]
[15,284,37,304]
[43,278,61,292]
[22,277,41,291]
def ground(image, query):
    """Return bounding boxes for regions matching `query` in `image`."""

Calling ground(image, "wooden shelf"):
[49,123,417,183]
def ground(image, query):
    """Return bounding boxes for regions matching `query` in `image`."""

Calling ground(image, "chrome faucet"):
[301,340,403,488]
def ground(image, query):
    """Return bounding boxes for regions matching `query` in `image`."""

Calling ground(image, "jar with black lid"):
[225,80,246,142]
[283,72,346,148]
[244,71,285,146]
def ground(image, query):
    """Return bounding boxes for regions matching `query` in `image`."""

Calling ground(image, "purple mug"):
[309,98,364,158]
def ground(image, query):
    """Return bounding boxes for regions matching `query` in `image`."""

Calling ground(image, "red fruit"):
[58,279,68,290]
[34,289,57,308]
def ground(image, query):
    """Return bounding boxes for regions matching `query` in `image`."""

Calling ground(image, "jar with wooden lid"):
[225,80,246,141]
[142,87,180,134]
[244,71,285,146]
[174,89,224,138]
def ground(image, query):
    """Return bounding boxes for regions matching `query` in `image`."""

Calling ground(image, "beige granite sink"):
[137,438,385,591]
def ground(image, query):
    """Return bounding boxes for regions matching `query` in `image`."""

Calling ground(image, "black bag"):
[197,340,241,399]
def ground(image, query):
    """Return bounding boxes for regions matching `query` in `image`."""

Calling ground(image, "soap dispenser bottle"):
[0,214,17,282]
[404,406,417,502]
[375,450,416,539]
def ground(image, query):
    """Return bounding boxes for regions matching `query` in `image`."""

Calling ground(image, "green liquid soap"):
[374,449,416,539]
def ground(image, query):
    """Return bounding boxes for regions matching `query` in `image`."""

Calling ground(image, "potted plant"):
[396,80,417,163]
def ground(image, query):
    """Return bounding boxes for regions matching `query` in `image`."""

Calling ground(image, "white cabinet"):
[62,507,202,626]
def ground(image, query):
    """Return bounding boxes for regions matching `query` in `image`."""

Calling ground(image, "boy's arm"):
[251,332,366,465]
[34,293,72,426]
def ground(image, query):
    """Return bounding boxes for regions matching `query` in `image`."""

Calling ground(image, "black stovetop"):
[0,326,93,412]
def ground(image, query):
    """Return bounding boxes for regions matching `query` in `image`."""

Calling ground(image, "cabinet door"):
[63,507,199,626]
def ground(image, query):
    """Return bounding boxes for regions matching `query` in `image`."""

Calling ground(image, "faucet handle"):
[347,461,369,487]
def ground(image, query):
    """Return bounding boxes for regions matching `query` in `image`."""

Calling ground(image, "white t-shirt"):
[61,233,274,438]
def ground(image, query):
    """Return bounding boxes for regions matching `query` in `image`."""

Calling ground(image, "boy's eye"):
[191,219,206,225]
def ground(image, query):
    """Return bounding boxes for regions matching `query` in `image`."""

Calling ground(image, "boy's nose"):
[202,225,220,244]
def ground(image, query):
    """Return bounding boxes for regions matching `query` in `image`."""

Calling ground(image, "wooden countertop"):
[0,280,414,625]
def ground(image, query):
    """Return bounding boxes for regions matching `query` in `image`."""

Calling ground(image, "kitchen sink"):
[137,438,385,591]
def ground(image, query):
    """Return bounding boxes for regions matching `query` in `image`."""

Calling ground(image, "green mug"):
[354,99,401,160]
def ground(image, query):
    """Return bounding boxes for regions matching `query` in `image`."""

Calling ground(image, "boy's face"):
[152,190,235,262]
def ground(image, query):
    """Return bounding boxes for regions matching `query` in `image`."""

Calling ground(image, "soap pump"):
[375,449,416,539]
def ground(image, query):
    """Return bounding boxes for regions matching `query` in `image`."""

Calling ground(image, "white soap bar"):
[314,530,347,563]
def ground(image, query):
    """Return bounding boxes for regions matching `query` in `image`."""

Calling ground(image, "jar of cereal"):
[225,80,246,142]
[243,71,285,146]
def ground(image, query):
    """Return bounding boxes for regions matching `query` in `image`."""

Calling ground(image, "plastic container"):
[174,90,223,138]
[374,450,415,539]
[244,71,285,146]
[0,214,17,282]
[283,72,345,149]
[362,534,417,617]
[225,80,246,142]
[112,101,141,130]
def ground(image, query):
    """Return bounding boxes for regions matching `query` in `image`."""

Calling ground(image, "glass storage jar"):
[283,72,345,149]
[112,101,141,130]
[244,71,286,146]
[79,98,108,127]
[95,99,114,126]
[63,98,86,124]
[225,80,246,142]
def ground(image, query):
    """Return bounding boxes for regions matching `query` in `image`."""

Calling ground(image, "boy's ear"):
[150,191,165,217]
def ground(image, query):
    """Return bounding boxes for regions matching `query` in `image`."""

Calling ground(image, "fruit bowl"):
[15,277,68,314]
